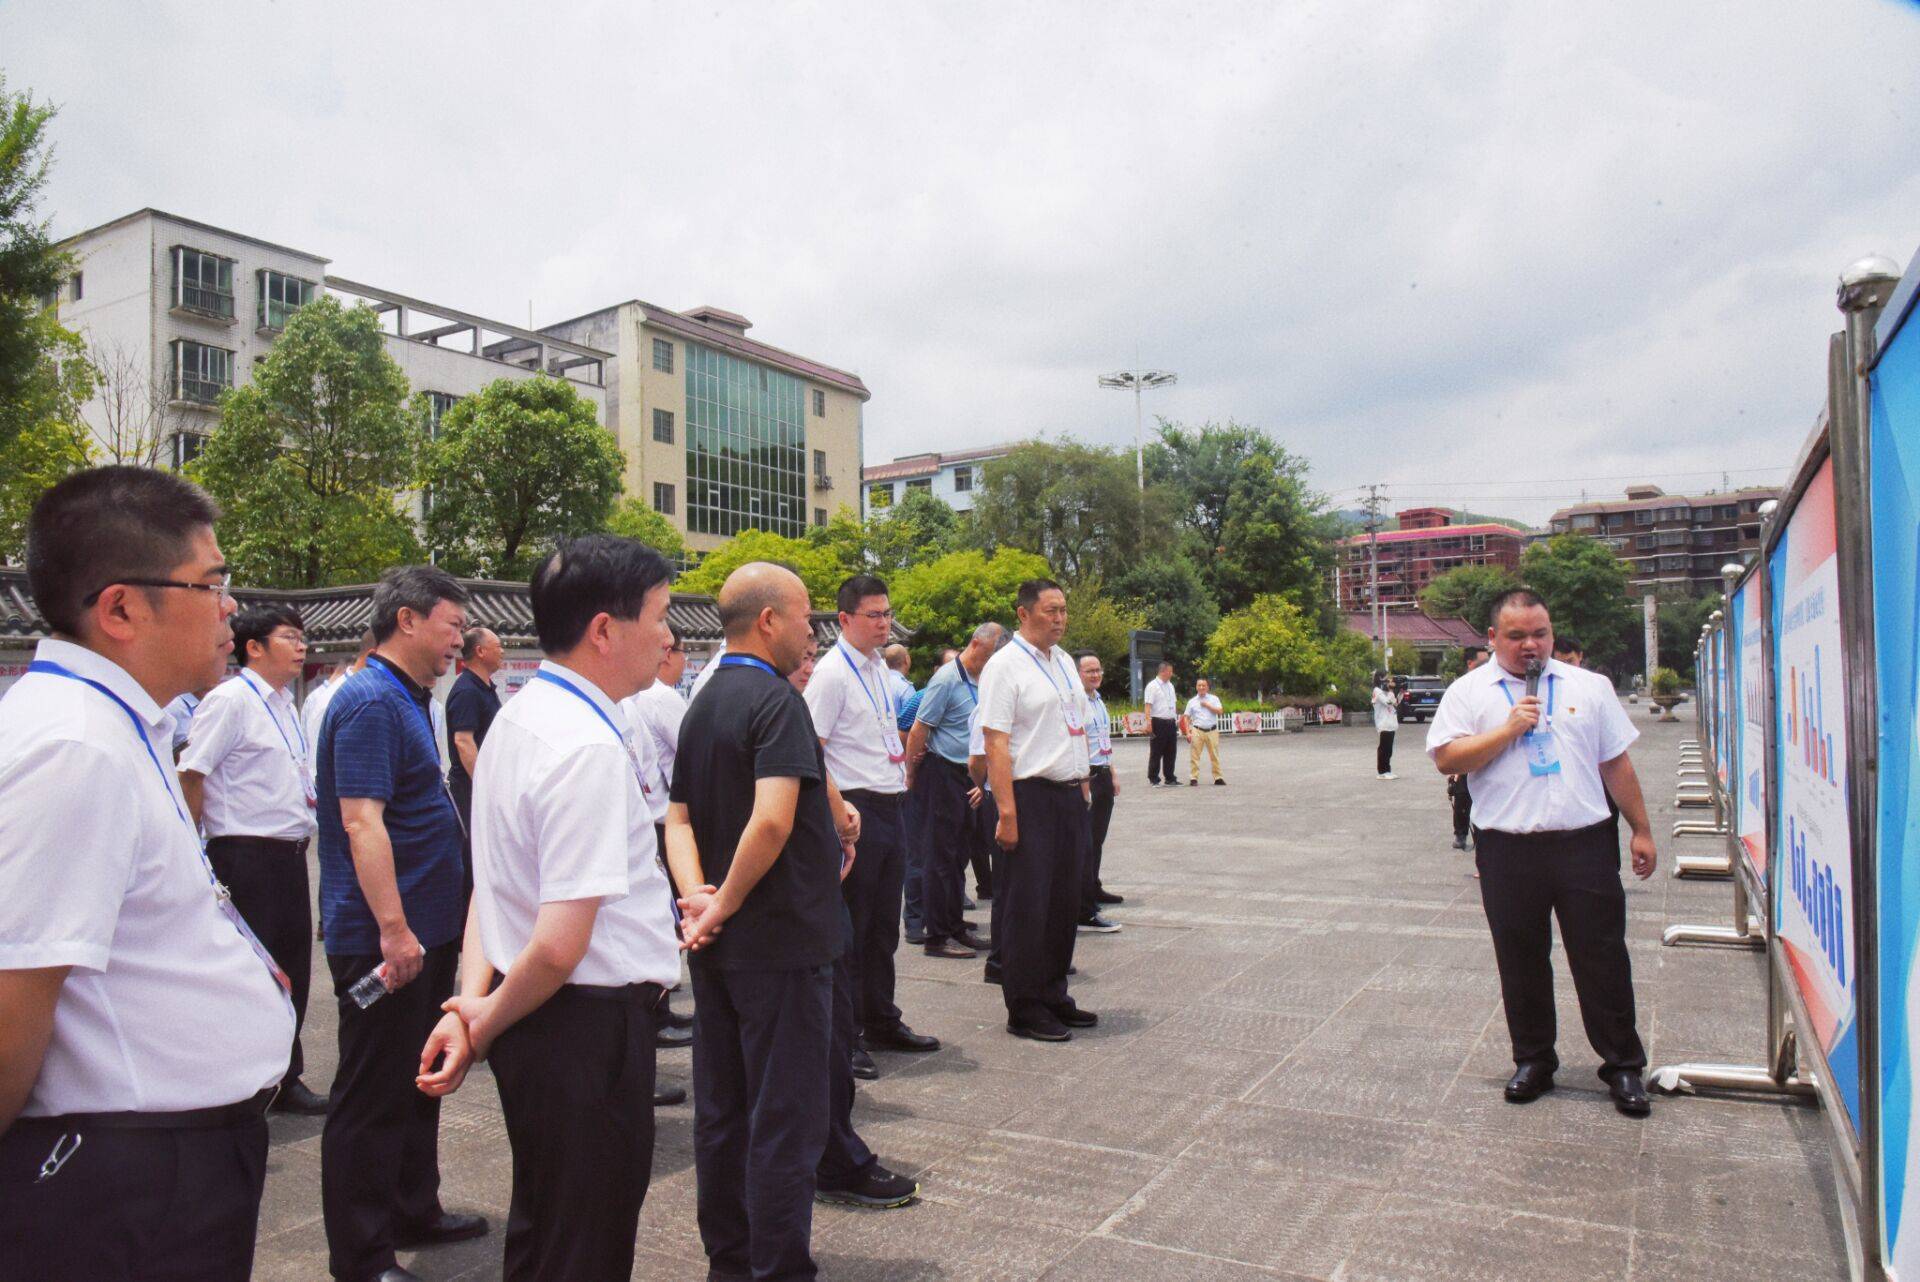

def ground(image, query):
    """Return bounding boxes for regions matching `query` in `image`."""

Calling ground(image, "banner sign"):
[1232,712,1262,734]
[1714,626,1732,790]
[1733,579,1767,885]
[1124,711,1149,736]
[1771,456,1859,1133]
[1871,306,1920,1270]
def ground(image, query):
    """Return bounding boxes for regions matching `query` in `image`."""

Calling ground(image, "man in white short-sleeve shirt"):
[622,625,698,1066]
[0,466,294,1281]
[803,574,938,1056]
[418,535,681,1280]
[1142,661,1180,785]
[178,603,328,1116]
[1425,588,1657,1118]
[302,631,376,784]
[979,577,1094,1042]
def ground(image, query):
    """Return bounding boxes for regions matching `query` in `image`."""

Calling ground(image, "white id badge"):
[882,724,906,763]
[1523,728,1563,777]
[1063,698,1086,737]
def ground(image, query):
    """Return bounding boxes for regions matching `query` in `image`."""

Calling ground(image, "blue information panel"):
[1872,300,1920,1272]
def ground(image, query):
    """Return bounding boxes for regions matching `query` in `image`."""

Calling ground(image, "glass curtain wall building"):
[685,341,808,539]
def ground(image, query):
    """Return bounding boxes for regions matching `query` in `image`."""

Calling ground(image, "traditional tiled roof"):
[0,568,895,652]
[1343,610,1484,647]
[862,444,1016,484]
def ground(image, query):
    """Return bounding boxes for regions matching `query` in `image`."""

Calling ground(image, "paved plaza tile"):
[254,716,1849,1278]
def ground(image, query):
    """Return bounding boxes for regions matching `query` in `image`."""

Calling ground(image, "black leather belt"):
[565,980,665,1006]
[11,1085,278,1132]
[1089,764,1112,775]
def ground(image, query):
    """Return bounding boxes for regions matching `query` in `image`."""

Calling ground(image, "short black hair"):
[1016,578,1064,611]
[370,565,471,643]
[1486,587,1548,628]
[26,466,222,637]
[1552,633,1583,656]
[837,574,889,616]
[530,534,672,653]
[1076,650,1100,663]
[233,604,303,666]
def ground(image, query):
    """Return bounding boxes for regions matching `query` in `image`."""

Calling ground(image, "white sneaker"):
[1380,772,1397,780]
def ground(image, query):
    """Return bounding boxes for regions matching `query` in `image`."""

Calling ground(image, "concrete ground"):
[255,714,1848,1280]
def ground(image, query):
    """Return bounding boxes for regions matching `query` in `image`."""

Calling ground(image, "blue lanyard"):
[1015,637,1071,697]
[532,669,627,742]
[838,641,894,724]
[370,657,438,743]
[718,653,781,680]
[1497,673,1556,716]
[29,660,215,878]
[955,660,978,707]
[239,670,307,763]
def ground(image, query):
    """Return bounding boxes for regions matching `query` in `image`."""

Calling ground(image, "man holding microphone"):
[1426,588,1657,1117]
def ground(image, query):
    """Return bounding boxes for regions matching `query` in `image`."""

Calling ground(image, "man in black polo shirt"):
[667,562,867,1281]
[445,627,503,912]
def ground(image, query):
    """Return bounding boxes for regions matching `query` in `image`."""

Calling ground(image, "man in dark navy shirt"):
[444,626,503,912]
[316,565,487,1282]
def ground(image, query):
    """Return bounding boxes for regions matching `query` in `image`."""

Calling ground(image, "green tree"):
[805,504,871,578]
[0,409,90,561]
[1657,591,1722,677]
[1205,595,1329,697]
[1321,628,1382,709]
[0,78,76,453]
[864,487,966,577]
[1062,582,1145,696]
[971,439,1175,584]
[1420,563,1520,631]
[1109,554,1220,675]
[1518,533,1636,674]
[891,547,1050,669]
[193,295,423,587]
[674,528,848,606]
[1146,420,1337,618]
[420,377,623,578]
[605,496,686,564]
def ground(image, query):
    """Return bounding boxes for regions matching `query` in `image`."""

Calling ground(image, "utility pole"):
[1098,366,1179,492]
[1362,484,1386,672]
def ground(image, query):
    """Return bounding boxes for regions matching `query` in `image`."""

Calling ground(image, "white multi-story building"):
[48,209,609,471]
[861,443,1014,518]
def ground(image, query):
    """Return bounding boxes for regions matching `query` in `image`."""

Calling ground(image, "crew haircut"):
[1015,578,1064,611]
[461,628,492,661]
[529,534,672,653]
[837,573,889,616]
[882,643,911,673]
[969,621,1004,647]
[233,604,304,666]
[718,562,803,639]
[1486,587,1549,627]
[26,465,222,637]
[370,565,472,643]
[1552,634,1583,657]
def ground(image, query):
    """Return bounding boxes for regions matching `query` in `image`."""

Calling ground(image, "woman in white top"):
[1371,672,1399,779]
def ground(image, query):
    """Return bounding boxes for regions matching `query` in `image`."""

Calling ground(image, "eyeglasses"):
[82,574,235,607]
[850,609,895,622]
[268,629,308,646]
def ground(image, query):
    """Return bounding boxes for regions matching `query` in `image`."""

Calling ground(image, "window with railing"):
[257,270,315,330]
[172,247,235,319]
[171,339,233,404]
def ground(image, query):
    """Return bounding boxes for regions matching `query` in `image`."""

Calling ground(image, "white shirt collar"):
[537,659,623,724]
[235,665,290,703]
[34,637,168,730]
[1012,633,1059,664]
[836,636,880,669]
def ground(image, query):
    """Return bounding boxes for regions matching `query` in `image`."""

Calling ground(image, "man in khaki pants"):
[1183,678,1225,786]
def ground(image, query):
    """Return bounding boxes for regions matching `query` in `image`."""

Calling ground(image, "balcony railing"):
[176,374,228,405]
[177,284,236,320]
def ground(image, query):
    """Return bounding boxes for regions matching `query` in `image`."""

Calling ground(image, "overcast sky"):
[5,0,1918,523]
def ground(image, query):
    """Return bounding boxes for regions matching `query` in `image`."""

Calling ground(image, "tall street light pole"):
[1098,368,1178,491]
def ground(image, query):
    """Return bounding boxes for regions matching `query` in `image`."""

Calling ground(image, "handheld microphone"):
[1524,658,1542,699]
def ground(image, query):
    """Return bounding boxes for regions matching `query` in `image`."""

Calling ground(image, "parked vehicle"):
[1396,675,1448,722]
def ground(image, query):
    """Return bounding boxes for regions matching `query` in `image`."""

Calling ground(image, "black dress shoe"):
[1094,889,1124,905]
[904,927,927,945]
[1007,1011,1072,1042]
[271,1079,330,1115]
[924,938,977,959]
[1214,778,1226,786]
[851,1046,879,1080]
[654,1084,688,1106]
[866,1025,940,1053]
[1504,1063,1555,1104]
[815,1163,919,1208]
[956,927,990,951]
[963,895,978,911]
[392,1211,490,1248]
[1607,1070,1651,1117]
[1050,1003,1097,1028]
[661,1005,694,1031]
[656,1023,692,1050]
[983,965,1003,985]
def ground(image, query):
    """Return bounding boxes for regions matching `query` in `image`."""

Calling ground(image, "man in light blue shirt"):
[1077,653,1123,931]
[906,624,1002,958]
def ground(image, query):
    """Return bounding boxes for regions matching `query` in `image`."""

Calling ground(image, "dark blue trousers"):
[901,782,926,934]
[817,905,876,1190]
[919,757,973,945]
[691,960,833,1282]
[839,790,906,1036]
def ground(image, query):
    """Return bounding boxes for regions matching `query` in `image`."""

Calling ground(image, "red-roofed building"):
[862,443,1017,516]
[1329,508,1529,613]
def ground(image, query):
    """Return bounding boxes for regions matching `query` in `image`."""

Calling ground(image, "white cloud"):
[5,0,1917,522]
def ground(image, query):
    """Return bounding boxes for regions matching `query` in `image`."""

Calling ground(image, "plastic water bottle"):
[348,964,391,1009]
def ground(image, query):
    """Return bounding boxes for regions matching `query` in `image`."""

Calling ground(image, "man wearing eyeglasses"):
[178,604,329,1117]
[0,467,294,1282]
[804,576,940,1069]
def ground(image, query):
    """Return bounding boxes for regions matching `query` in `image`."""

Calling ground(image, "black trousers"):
[1080,765,1115,920]
[840,789,907,1036]
[919,757,974,945]
[901,782,926,934]
[969,784,995,898]
[1376,730,1395,775]
[996,778,1088,1017]
[206,835,312,1088]
[1476,820,1646,1078]
[1449,776,1473,840]
[818,904,876,1190]
[1147,717,1178,783]
[0,1113,268,1281]
[976,790,1006,975]
[691,960,833,1282]
[449,776,475,915]
[322,942,458,1281]
[489,982,659,1282]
